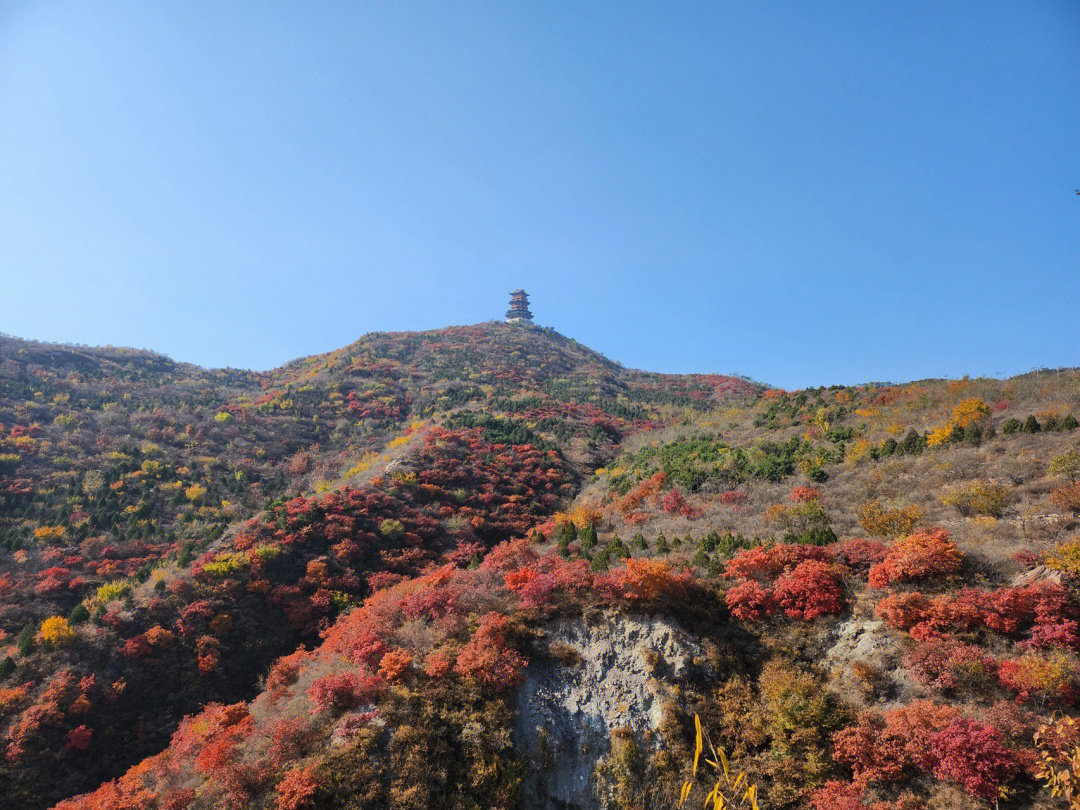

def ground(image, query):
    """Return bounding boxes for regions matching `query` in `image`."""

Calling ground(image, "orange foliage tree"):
[868,529,962,588]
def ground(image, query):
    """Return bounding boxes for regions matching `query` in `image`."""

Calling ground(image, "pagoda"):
[505,289,534,323]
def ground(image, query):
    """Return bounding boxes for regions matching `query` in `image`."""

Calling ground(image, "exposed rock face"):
[825,617,919,707]
[1011,564,1062,587]
[513,611,702,810]
[826,618,895,675]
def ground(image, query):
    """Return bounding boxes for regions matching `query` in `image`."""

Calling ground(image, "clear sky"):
[1,2,1077,388]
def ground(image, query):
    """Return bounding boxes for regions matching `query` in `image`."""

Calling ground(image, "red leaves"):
[834,701,961,784]
[929,718,1022,800]
[903,637,995,690]
[661,488,701,518]
[64,724,93,751]
[505,557,595,609]
[875,582,1077,648]
[619,471,666,517]
[832,712,911,787]
[376,649,412,683]
[307,672,382,714]
[275,765,319,810]
[608,558,694,602]
[772,560,843,621]
[1050,481,1080,513]
[809,782,924,810]
[454,612,527,691]
[723,544,841,622]
[724,543,832,581]
[833,537,887,571]
[724,579,773,621]
[267,719,312,769]
[118,634,152,660]
[423,650,452,678]
[196,636,221,676]
[33,566,83,596]
[265,649,313,691]
[997,652,1077,705]
[867,528,962,588]
[831,702,1029,801]
[400,581,461,620]
[718,490,748,505]
[789,486,821,503]
[808,780,870,810]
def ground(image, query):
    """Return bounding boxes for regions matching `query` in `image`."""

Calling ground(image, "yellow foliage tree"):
[855,500,923,538]
[926,423,955,448]
[184,483,207,502]
[952,397,993,429]
[1045,540,1080,579]
[33,525,67,543]
[928,398,991,447]
[38,616,75,647]
[940,480,1010,518]
[552,504,604,529]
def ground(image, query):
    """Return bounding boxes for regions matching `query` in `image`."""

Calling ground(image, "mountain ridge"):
[0,324,1078,809]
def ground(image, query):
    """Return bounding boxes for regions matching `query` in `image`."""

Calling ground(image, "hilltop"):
[0,324,1078,809]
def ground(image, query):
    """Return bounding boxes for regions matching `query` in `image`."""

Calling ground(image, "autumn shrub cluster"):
[874,580,1077,648]
[723,544,843,622]
[867,528,962,588]
[829,700,1032,802]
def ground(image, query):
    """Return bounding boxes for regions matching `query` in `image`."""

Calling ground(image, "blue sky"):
[1,2,1077,388]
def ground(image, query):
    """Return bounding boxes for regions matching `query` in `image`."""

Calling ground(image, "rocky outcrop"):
[513,611,702,810]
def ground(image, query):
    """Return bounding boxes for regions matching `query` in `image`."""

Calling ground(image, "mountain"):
[0,324,1078,810]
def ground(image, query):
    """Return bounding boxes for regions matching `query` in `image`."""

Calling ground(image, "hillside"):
[1,324,1079,809]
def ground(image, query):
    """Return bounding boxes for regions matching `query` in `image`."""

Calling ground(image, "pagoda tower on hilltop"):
[505,289,534,323]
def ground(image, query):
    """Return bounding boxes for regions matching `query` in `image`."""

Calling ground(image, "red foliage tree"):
[832,700,960,787]
[662,488,687,514]
[307,672,365,714]
[276,765,319,810]
[265,649,314,691]
[808,780,866,810]
[997,653,1077,705]
[929,718,1022,800]
[725,543,832,581]
[809,781,925,810]
[724,579,773,622]
[505,557,595,609]
[64,724,93,751]
[832,713,911,787]
[660,487,701,518]
[875,582,1078,648]
[772,560,843,621]
[424,650,452,678]
[874,591,931,632]
[453,612,527,690]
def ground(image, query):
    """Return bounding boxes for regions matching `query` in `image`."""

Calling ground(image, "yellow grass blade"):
[679,781,692,808]
[703,782,719,809]
[693,714,703,778]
